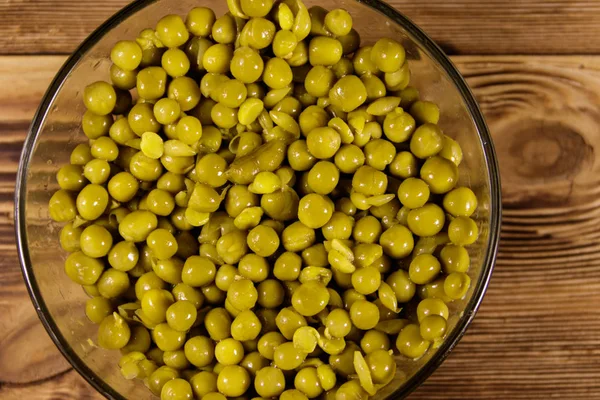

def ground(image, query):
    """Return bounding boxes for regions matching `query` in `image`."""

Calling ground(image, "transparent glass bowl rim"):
[14,0,502,398]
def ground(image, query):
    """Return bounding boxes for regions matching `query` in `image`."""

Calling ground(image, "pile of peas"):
[48,0,480,399]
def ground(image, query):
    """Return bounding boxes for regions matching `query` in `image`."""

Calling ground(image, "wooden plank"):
[415,55,600,398]
[2,54,600,398]
[3,1,600,55]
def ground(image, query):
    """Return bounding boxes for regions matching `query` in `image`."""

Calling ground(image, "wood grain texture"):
[3,0,600,55]
[0,55,73,387]
[3,54,600,398]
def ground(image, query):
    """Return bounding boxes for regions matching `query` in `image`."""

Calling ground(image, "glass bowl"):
[15,0,501,398]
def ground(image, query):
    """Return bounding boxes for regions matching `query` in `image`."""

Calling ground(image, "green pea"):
[231,46,265,84]
[204,307,232,341]
[407,203,445,237]
[162,48,190,78]
[360,330,390,355]
[298,193,334,229]
[440,244,470,273]
[147,366,180,396]
[237,253,269,282]
[153,98,181,125]
[110,64,137,90]
[59,222,82,252]
[108,240,139,271]
[254,365,285,397]
[350,300,379,330]
[168,76,201,111]
[241,0,273,17]
[97,268,130,299]
[383,108,415,143]
[119,210,158,242]
[439,134,464,166]
[410,100,440,125]
[188,373,217,400]
[86,296,113,324]
[389,151,418,179]
[186,7,216,37]
[128,103,160,135]
[329,75,367,112]
[109,116,136,145]
[351,266,381,295]
[211,103,238,129]
[241,17,276,49]
[379,224,414,259]
[396,323,430,359]
[448,216,479,246]
[364,349,395,385]
[84,81,116,116]
[273,29,299,58]
[273,341,307,370]
[56,164,86,192]
[215,337,245,366]
[352,166,387,196]
[410,123,443,159]
[145,228,178,260]
[80,224,113,258]
[152,254,183,285]
[306,127,341,160]
[420,315,447,341]
[137,67,167,100]
[70,143,94,165]
[98,313,131,349]
[203,43,234,74]
[166,301,197,332]
[90,136,119,162]
[443,187,478,217]
[82,110,112,140]
[334,26,359,54]
[263,57,293,89]
[152,323,186,351]
[156,14,190,48]
[108,172,139,203]
[324,8,352,36]
[363,138,396,170]
[217,365,251,397]
[135,272,166,301]
[180,255,216,287]
[420,156,459,195]
[227,278,258,312]
[352,46,378,76]
[371,38,405,73]
[398,178,430,209]
[164,352,194,378]
[76,184,109,221]
[212,13,236,44]
[216,229,249,264]
[295,367,323,398]
[215,80,247,109]
[409,254,441,285]
[287,140,316,172]
[385,62,411,91]
[146,189,175,217]
[229,309,262,342]
[417,298,449,323]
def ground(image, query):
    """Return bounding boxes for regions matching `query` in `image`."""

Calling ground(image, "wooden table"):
[2,1,600,399]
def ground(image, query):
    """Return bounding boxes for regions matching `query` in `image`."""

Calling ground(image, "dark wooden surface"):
[3,0,600,55]
[2,1,600,399]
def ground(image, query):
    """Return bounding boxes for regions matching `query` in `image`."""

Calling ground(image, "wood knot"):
[507,120,592,180]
